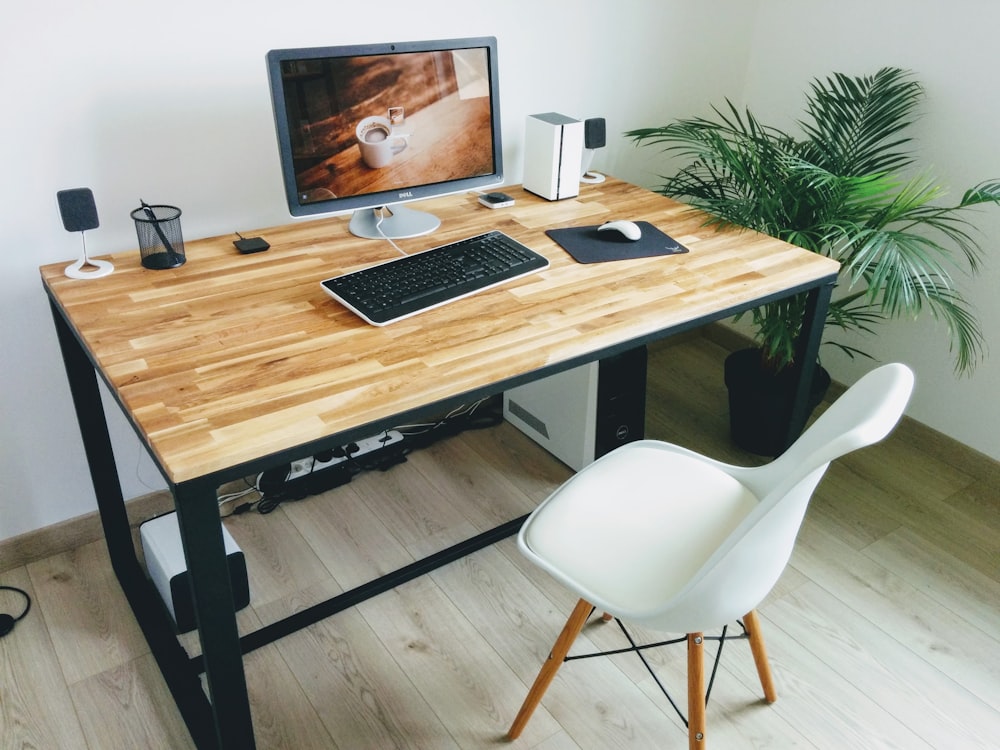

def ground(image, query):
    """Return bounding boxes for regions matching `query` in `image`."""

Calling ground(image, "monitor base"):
[349,204,441,240]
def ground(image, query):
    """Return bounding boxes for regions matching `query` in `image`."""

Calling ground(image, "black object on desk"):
[547,221,689,263]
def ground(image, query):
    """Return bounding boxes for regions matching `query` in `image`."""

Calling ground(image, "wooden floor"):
[2,336,998,749]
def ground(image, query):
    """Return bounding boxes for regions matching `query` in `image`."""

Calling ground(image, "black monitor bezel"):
[265,36,504,219]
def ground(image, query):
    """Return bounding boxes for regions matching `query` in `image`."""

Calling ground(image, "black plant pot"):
[724,348,831,457]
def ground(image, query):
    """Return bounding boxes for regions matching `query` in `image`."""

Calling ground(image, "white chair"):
[507,363,914,748]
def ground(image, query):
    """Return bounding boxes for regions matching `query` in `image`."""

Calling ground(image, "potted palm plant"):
[627,67,1000,455]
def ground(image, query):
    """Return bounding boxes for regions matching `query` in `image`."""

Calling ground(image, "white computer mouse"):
[597,220,642,241]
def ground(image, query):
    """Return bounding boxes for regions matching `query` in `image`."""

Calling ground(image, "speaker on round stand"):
[57,187,114,279]
[581,117,607,184]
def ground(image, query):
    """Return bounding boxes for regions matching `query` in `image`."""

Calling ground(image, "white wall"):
[736,0,1000,462]
[0,0,760,541]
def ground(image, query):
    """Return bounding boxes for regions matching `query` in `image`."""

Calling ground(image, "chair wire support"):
[561,611,749,728]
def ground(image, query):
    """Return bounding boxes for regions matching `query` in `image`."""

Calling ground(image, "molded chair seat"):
[507,363,914,748]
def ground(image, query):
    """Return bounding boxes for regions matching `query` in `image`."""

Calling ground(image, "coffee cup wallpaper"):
[355,114,409,169]
[278,48,494,203]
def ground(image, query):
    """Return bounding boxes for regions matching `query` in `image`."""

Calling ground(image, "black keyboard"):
[320,230,550,325]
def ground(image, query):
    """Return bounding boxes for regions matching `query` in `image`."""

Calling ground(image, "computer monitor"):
[266,37,504,239]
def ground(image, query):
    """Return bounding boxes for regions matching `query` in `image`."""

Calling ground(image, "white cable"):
[393,398,489,435]
[580,148,606,184]
[375,206,408,257]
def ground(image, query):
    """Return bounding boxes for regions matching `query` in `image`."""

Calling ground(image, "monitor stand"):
[349,204,441,240]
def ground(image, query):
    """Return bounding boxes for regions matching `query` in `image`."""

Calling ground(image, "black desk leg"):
[783,280,835,451]
[49,302,250,750]
[50,302,134,579]
[174,480,256,750]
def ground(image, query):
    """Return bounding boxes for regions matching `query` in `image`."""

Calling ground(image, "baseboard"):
[0,490,175,574]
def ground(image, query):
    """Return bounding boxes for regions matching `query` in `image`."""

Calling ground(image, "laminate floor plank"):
[357,575,574,748]
[25,540,149,684]
[763,580,1000,749]
[531,731,585,750]
[458,420,574,503]
[222,508,333,608]
[0,567,89,750]
[892,478,1000,583]
[644,338,751,463]
[632,660,815,750]
[724,606,933,750]
[862,526,1000,636]
[240,643,343,749]
[350,455,488,558]
[791,522,1000,711]
[69,652,194,750]
[803,463,904,551]
[281,482,414,592]
[267,602,461,750]
[408,428,561,531]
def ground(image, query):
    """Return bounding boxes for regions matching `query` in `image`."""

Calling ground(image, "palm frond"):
[628,67,995,374]
[799,68,923,176]
[961,179,1000,205]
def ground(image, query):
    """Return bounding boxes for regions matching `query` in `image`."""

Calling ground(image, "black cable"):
[0,585,32,637]
[256,495,283,514]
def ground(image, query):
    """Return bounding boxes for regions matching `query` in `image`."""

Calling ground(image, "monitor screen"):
[266,37,504,239]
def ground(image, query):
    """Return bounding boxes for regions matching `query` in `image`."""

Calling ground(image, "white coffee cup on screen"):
[356,115,409,169]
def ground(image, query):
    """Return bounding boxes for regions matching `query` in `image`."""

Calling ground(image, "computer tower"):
[503,346,647,471]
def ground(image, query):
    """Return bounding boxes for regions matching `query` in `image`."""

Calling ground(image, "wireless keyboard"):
[320,230,550,325]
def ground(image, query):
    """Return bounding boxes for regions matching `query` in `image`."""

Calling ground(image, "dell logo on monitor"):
[397,191,415,199]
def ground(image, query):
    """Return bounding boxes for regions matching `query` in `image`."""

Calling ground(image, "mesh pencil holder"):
[131,204,186,269]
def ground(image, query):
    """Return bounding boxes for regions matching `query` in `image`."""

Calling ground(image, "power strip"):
[286,431,404,480]
[259,430,407,504]
[246,399,503,515]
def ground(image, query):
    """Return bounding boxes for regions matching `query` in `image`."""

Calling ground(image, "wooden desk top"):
[41,178,839,484]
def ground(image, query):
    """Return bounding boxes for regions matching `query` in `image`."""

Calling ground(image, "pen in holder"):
[131,201,186,269]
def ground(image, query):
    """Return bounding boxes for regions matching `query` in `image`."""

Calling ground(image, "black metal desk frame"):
[47,272,834,749]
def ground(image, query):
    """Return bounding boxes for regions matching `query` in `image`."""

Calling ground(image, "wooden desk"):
[41,178,839,749]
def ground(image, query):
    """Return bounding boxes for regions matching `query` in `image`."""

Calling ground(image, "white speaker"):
[140,512,250,633]
[523,112,584,201]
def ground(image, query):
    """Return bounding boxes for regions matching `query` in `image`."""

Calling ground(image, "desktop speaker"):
[140,512,250,633]
[584,117,606,149]
[581,116,607,183]
[503,346,647,471]
[523,112,584,201]
[56,187,99,232]
[56,186,114,279]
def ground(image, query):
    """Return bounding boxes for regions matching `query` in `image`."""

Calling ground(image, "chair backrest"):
[642,363,914,633]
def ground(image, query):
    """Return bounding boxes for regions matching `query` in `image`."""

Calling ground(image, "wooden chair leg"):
[507,598,593,740]
[743,610,777,703]
[687,632,706,749]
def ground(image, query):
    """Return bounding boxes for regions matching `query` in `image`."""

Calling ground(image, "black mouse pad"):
[546,222,689,264]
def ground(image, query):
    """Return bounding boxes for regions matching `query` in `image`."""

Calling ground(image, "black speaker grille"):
[57,188,99,232]
[584,118,607,150]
